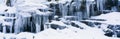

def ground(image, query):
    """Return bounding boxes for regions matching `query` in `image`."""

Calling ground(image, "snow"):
[2,22,13,26]
[0,33,4,39]
[0,5,8,12]
[0,0,120,39]
[4,33,16,39]
[71,21,92,29]
[58,0,72,4]
[91,12,120,25]
[91,12,120,21]
[36,10,52,16]
[0,16,15,24]
[0,27,119,39]
[16,2,49,13]
[17,2,49,9]
[18,13,31,17]
[50,20,67,26]
[34,27,110,39]
[6,7,16,13]
[16,32,34,39]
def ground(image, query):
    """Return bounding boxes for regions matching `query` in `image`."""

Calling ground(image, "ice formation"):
[0,0,120,39]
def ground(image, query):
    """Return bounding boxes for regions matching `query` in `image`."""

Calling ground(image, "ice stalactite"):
[91,2,95,16]
[76,12,82,21]
[59,3,67,17]
[34,13,42,33]
[69,2,74,16]
[15,13,31,33]
[96,0,104,13]
[86,1,90,19]
[35,10,52,32]
[74,0,81,12]
[3,25,6,33]
[86,1,92,19]
[96,0,100,11]
[43,15,49,30]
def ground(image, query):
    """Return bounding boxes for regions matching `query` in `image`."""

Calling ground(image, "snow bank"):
[34,27,109,39]
[91,12,120,25]
[4,33,16,39]
[16,32,34,39]
[91,12,120,21]
[0,28,118,39]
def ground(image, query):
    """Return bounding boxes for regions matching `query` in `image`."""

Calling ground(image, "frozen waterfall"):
[0,0,120,39]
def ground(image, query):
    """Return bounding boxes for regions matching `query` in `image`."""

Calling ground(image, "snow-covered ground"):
[0,27,118,39]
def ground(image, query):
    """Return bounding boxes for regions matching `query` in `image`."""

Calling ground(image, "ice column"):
[15,13,31,33]
[86,1,91,19]
[34,14,42,33]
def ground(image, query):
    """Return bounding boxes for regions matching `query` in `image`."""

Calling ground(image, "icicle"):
[99,0,104,13]
[86,1,91,19]
[59,3,62,16]
[91,2,95,16]
[69,3,74,16]
[96,0,100,11]
[3,26,6,33]
[76,12,82,21]
[14,14,22,34]
[59,3,68,17]
[34,14,42,33]
[43,16,48,26]
[14,13,31,33]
